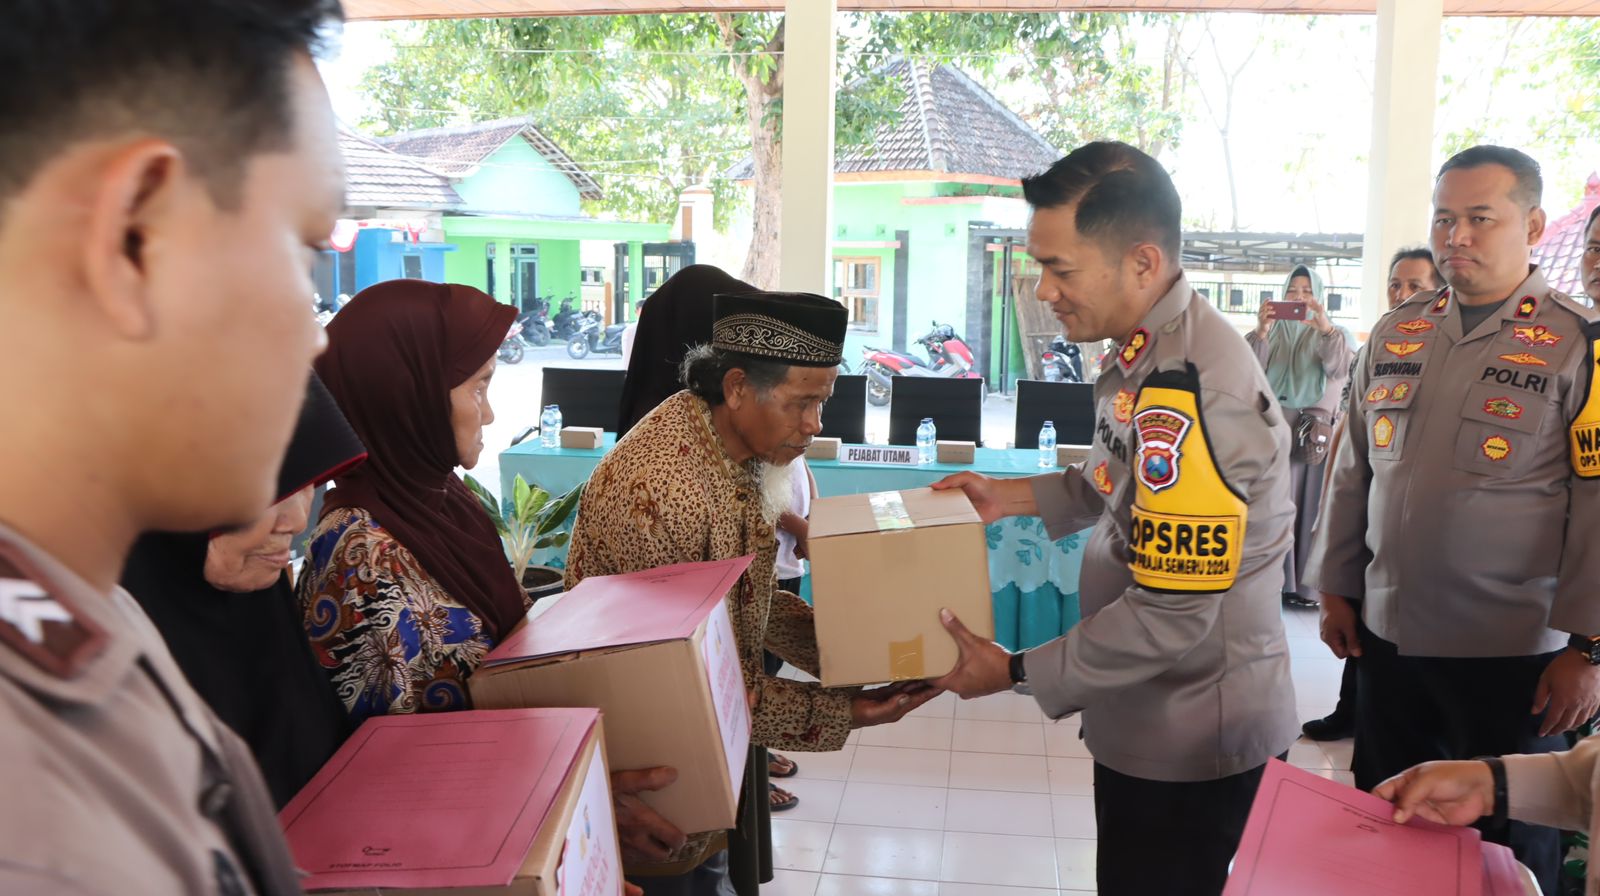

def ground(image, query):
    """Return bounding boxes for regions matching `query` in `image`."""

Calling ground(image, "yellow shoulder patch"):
[1571,333,1600,479]
[1128,372,1247,594]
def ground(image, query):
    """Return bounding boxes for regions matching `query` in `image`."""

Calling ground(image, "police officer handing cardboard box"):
[933,142,1299,896]
[1307,145,1600,895]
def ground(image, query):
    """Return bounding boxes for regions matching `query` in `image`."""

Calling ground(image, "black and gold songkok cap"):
[710,291,848,367]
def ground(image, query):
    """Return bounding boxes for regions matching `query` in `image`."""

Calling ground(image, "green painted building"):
[732,61,1060,385]
[379,119,674,319]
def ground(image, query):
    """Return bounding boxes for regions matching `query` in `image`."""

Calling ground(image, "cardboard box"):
[284,708,623,896]
[807,488,994,687]
[936,440,976,464]
[1057,444,1091,468]
[470,557,753,836]
[560,427,604,450]
[805,437,842,460]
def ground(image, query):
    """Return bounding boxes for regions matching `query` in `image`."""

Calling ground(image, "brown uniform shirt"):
[1307,267,1600,657]
[0,521,302,895]
[1025,274,1300,783]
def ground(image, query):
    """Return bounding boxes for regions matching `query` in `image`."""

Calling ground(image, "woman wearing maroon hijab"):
[297,279,526,721]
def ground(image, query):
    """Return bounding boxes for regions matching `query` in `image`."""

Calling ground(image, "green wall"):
[832,181,1020,370]
[443,236,583,307]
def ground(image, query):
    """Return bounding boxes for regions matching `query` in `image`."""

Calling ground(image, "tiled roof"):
[726,59,1058,182]
[340,130,461,210]
[1532,172,1600,296]
[377,118,603,201]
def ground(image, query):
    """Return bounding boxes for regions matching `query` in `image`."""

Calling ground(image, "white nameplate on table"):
[842,445,916,466]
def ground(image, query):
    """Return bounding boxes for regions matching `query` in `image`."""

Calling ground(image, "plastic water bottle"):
[1038,420,1057,468]
[540,404,562,448]
[916,417,936,464]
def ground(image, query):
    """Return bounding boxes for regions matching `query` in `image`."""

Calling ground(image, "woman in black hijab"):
[121,372,367,807]
[617,265,759,436]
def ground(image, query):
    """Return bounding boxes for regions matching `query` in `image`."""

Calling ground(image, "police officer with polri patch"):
[1307,145,1600,895]
[929,142,1299,896]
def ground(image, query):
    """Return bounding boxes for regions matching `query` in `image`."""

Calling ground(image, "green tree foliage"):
[358,13,1192,285]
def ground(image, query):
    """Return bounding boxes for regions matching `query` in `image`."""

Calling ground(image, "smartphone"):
[1265,301,1308,321]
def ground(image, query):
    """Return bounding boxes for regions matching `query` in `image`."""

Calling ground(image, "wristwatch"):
[1568,633,1600,665]
[1009,650,1028,685]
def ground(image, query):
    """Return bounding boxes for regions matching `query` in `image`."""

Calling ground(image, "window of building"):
[833,256,881,331]
[401,254,423,279]
[580,267,605,286]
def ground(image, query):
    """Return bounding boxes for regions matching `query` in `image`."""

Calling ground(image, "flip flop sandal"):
[769,784,799,812]
[768,753,799,778]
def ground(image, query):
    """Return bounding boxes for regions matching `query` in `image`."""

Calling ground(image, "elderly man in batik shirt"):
[567,291,938,896]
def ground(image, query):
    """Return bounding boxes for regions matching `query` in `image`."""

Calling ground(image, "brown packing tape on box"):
[805,437,841,460]
[936,440,976,464]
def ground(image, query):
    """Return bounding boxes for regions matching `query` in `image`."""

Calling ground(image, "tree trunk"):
[719,14,786,290]
[740,73,783,289]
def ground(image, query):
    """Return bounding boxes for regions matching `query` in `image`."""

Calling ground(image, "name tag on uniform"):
[842,445,916,466]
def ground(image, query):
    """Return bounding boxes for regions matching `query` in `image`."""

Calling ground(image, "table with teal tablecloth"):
[499,436,1088,650]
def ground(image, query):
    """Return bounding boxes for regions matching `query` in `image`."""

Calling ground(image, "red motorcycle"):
[859,322,982,406]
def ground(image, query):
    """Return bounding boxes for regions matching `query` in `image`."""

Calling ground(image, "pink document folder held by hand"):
[1224,759,1484,896]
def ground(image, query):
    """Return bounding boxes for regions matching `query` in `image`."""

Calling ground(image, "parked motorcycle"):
[498,320,526,365]
[549,294,586,341]
[1041,336,1084,383]
[516,301,552,347]
[858,322,982,406]
[566,314,627,360]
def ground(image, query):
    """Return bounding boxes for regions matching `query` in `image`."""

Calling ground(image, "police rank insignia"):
[1384,341,1424,358]
[1515,296,1538,320]
[1112,389,1136,424]
[1396,319,1435,335]
[1481,435,1512,461]
[1373,415,1396,449]
[1428,291,1451,315]
[1092,461,1114,495]
[1391,383,1412,401]
[1119,329,1151,370]
[1366,385,1390,403]
[1483,396,1524,420]
[1499,353,1549,367]
[1512,325,1561,347]
[1133,407,1192,494]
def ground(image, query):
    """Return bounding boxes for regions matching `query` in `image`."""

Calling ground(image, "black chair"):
[886,377,984,446]
[1014,379,1095,449]
[821,375,867,444]
[539,367,628,432]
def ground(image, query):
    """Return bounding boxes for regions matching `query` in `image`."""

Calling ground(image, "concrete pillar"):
[777,0,837,295]
[1360,0,1443,327]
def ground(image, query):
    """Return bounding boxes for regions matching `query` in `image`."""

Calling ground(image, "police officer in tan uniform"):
[0,2,346,892]
[932,142,1299,896]
[1307,145,1600,894]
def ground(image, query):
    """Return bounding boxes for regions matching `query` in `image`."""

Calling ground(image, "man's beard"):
[755,459,796,524]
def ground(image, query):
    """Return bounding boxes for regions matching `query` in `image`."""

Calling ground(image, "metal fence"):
[1190,280,1363,319]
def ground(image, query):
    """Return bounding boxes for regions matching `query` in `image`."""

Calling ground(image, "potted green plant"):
[464,474,584,604]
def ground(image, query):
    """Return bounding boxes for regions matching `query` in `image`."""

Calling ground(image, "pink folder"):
[1224,759,1484,896]
[279,707,598,891]
[486,556,755,664]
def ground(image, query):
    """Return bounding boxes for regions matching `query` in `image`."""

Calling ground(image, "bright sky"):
[317,14,1600,239]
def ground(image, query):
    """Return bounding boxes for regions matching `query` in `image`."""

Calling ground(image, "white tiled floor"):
[766,605,1348,894]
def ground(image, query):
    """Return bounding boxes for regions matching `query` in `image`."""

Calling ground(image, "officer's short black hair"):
[0,0,344,214]
[1436,145,1542,211]
[1387,247,1441,288]
[1021,141,1183,261]
[1586,204,1600,235]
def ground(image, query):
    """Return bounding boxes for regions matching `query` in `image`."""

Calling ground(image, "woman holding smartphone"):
[1246,265,1354,610]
